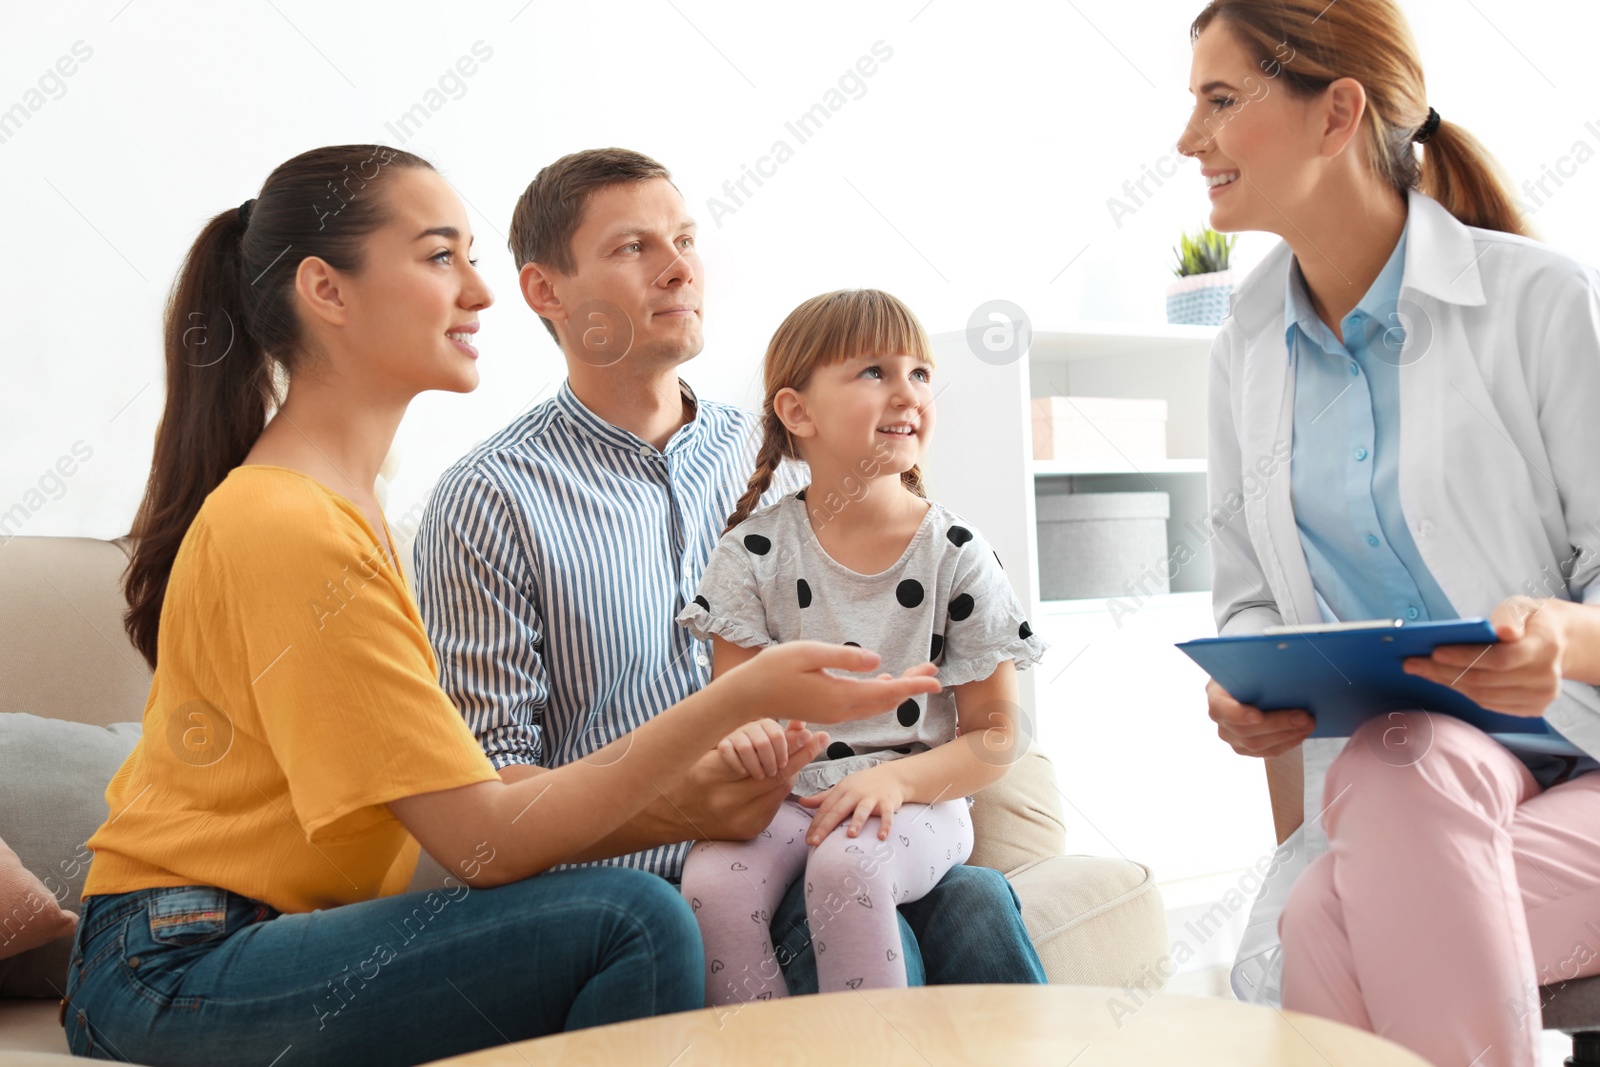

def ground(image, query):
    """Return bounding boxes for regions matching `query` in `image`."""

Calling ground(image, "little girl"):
[676,289,1048,1004]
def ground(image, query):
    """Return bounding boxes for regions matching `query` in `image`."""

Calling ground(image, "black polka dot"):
[930,634,944,661]
[827,742,855,760]
[797,578,812,608]
[949,593,975,621]
[843,641,860,648]
[897,698,920,727]
[947,526,973,547]
[1019,621,1033,639]
[693,595,709,611]
[896,579,925,608]
[796,488,807,501]
[743,534,772,555]
[994,550,1004,570]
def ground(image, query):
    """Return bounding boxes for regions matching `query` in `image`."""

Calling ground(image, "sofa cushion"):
[0,997,76,1057]
[1010,853,1168,987]
[0,836,76,961]
[968,747,1068,876]
[0,714,141,998]
[0,537,154,729]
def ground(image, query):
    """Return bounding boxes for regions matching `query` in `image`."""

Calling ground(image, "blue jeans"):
[770,863,1045,991]
[62,868,702,1066]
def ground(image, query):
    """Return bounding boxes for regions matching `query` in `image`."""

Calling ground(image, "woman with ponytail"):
[1180,3,1600,1063]
[65,149,940,1066]
[674,289,1048,1003]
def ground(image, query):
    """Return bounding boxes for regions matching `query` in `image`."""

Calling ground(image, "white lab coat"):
[1209,187,1600,1005]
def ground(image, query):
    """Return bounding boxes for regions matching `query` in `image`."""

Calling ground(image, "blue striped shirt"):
[413,378,803,880]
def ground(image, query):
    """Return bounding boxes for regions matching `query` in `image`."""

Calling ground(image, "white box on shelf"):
[1031,396,1168,463]
[1036,491,1170,601]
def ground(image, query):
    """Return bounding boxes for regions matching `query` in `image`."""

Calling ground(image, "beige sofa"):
[0,534,1168,1065]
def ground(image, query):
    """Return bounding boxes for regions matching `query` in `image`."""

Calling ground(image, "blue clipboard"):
[1175,617,1555,739]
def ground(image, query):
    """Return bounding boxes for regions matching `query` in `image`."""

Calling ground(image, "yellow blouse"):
[84,466,499,913]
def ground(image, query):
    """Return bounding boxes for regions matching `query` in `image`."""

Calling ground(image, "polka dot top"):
[676,488,1048,796]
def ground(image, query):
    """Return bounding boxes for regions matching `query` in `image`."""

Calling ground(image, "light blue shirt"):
[1287,218,1593,782]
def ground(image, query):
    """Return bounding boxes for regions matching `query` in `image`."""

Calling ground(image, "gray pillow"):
[0,713,141,998]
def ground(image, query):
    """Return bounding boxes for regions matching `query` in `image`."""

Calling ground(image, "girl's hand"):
[1207,678,1313,757]
[722,642,941,727]
[1403,596,1567,718]
[796,762,908,844]
[717,718,813,780]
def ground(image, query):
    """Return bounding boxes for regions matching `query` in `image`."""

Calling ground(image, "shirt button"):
[1366,534,1381,548]
[638,445,653,456]
[1406,606,1421,620]
[1350,362,1361,376]
[1418,520,1435,538]
[1354,447,1369,461]
[695,653,709,667]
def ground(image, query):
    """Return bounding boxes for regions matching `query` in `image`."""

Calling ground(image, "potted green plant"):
[1166,227,1238,326]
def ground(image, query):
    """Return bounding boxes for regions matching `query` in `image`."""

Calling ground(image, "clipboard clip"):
[1261,619,1405,636]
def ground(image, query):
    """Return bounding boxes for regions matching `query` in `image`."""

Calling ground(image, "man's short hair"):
[508,148,673,343]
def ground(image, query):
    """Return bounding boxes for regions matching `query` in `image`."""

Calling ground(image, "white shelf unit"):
[1032,457,1207,477]
[923,319,1224,672]
[1028,325,1217,599]
[924,320,1275,983]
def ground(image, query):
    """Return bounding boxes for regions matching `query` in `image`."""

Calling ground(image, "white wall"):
[4,0,1598,542]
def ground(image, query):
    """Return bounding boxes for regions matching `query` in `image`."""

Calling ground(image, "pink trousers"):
[1280,712,1600,1067]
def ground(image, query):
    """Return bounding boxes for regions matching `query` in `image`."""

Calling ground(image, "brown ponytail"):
[1192,0,1527,236]
[1415,119,1526,236]
[123,145,432,669]
[724,288,933,534]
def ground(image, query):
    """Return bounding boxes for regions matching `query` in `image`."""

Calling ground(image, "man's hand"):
[1403,596,1566,717]
[660,726,829,842]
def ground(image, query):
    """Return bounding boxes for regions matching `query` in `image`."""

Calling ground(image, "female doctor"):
[1179,1,1600,1064]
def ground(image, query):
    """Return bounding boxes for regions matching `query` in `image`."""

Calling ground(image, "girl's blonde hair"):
[726,289,934,533]
[1192,0,1527,236]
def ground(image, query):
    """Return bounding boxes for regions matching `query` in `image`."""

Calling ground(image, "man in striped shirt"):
[414,148,1044,992]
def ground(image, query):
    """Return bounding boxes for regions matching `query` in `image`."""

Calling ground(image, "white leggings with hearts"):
[679,796,973,1005]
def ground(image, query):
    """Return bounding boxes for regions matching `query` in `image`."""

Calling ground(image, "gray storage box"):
[1036,491,1171,601]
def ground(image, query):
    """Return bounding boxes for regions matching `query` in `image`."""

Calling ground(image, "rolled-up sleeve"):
[414,463,551,769]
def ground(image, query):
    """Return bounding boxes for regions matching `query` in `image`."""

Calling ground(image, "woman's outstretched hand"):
[1403,596,1567,717]
[721,642,941,727]
[1207,678,1314,757]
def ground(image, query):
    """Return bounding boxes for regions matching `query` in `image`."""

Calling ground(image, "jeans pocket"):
[145,886,231,947]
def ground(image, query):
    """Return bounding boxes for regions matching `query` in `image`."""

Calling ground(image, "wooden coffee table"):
[425,985,1429,1065]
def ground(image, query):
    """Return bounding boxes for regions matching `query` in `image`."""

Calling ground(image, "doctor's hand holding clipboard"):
[1203,595,1598,754]
[1400,595,1588,718]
